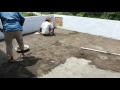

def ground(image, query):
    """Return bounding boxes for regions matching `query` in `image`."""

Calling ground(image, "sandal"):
[20,53,26,58]
[8,57,15,63]
[8,59,15,63]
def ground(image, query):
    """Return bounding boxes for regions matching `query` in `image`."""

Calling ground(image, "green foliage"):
[76,13,83,16]
[21,12,36,17]
[42,12,56,14]
[56,12,64,15]
[100,12,120,20]
[23,12,120,20]
[80,12,103,18]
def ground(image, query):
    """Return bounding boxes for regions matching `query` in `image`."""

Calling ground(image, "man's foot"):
[8,57,15,63]
[20,53,25,58]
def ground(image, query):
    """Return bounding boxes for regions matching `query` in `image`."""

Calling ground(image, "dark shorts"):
[43,33,55,36]
[43,34,51,36]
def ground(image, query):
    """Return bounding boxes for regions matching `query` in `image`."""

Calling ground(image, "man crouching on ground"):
[39,17,54,36]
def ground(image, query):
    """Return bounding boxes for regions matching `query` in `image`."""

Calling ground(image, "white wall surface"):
[22,15,55,34]
[54,14,120,40]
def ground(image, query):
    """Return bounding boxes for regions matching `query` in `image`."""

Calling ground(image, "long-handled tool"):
[80,47,120,56]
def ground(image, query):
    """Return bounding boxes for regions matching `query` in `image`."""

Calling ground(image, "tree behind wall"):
[41,12,120,20]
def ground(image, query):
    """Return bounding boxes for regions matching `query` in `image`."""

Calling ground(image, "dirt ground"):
[0,28,120,78]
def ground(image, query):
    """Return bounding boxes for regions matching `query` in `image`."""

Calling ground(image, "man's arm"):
[39,28,42,32]
[0,13,3,32]
[50,24,54,33]
[18,12,25,26]
[39,23,43,32]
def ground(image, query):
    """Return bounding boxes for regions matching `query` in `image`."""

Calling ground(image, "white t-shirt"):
[41,21,53,34]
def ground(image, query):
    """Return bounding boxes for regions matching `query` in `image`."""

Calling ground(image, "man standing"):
[0,12,25,63]
[40,17,54,36]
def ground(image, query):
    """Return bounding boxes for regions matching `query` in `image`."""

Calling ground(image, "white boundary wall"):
[54,14,120,40]
[1,14,120,40]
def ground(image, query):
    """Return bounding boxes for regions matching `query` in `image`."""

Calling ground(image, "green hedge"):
[42,12,120,20]
[21,12,37,17]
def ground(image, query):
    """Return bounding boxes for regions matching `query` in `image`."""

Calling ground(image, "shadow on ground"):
[76,49,120,73]
[0,49,8,64]
[0,55,41,78]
